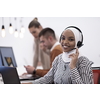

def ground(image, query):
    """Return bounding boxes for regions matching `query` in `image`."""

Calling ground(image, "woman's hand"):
[69,48,79,69]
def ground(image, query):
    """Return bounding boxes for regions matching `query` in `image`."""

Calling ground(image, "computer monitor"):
[0,46,17,67]
[0,52,2,66]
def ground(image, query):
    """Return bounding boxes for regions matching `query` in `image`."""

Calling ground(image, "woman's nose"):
[63,39,69,44]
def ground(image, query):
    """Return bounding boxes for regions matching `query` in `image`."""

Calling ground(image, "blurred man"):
[25,28,63,77]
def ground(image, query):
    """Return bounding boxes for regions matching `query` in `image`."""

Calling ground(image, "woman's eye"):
[69,38,74,41]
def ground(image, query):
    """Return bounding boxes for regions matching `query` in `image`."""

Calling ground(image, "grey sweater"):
[32,54,94,84]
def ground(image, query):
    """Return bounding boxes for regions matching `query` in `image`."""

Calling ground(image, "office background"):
[0,1,100,100]
[0,17,100,68]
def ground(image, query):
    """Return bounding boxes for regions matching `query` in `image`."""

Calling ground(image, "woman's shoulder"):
[77,56,94,66]
[56,53,63,59]
[52,53,63,63]
[51,53,64,69]
[78,56,91,62]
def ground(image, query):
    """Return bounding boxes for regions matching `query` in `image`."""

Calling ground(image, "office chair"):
[92,70,100,84]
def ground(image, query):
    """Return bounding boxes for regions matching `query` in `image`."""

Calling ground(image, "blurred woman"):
[28,17,50,70]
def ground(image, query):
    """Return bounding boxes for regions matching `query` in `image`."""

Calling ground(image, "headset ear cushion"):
[77,41,82,48]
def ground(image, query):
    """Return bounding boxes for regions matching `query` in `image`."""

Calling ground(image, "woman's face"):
[29,26,42,38]
[60,29,75,52]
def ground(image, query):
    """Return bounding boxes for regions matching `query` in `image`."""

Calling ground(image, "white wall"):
[0,17,34,67]
[0,17,100,68]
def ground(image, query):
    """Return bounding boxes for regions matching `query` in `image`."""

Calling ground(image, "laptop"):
[0,66,20,84]
[0,66,40,84]
[0,46,40,81]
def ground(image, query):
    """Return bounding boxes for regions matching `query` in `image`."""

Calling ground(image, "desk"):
[0,76,3,84]
[0,66,42,84]
[0,74,40,84]
[0,76,34,84]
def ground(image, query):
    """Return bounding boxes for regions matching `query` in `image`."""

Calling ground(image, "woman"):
[30,26,94,84]
[27,17,50,70]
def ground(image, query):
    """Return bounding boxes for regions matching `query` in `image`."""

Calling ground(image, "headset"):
[60,26,83,48]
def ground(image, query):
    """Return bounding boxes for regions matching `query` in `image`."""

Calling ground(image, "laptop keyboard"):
[19,74,40,81]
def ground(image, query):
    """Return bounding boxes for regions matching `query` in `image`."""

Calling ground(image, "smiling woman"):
[30,26,94,84]
[60,29,75,52]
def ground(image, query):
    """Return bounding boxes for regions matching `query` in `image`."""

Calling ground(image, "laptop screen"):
[0,47,17,67]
